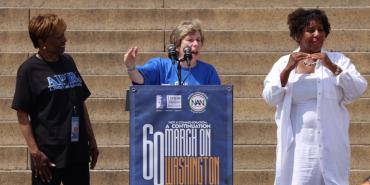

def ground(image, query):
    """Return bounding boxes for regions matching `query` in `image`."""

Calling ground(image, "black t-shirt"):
[12,53,91,168]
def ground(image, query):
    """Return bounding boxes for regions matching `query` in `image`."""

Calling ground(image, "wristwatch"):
[127,66,136,71]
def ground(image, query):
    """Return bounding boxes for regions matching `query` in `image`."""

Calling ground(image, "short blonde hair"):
[29,14,67,48]
[169,19,204,48]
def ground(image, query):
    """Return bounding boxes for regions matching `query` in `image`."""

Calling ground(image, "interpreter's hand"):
[31,150,55,182]
[286,52,309,71]
[309,52,334,69]
[88,141,99,169]
[124,47,139,70]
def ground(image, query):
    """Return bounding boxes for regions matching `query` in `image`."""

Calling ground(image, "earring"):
[42,46,46,50]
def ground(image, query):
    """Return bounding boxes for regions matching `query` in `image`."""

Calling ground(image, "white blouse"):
[292,73,318,130]
[262,49,367,185]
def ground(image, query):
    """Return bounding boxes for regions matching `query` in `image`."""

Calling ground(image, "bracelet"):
[334,65,341,76]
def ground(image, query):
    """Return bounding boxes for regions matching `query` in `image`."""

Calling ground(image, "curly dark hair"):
[287,8,331,43]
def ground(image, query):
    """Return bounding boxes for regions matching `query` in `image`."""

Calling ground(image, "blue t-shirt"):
[136,57,221,85]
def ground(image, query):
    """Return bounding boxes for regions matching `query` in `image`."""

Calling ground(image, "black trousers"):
[32,163,90,185]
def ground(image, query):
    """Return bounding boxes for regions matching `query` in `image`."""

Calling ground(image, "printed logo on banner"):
[167,95,181,109]
[189,92,208,113]
[156,95,166,109]
[156,95,182,110]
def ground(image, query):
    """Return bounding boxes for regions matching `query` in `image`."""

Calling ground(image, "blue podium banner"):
[129,85,233,185]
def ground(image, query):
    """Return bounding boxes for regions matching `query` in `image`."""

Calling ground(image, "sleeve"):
[136,57,161,85]
[65,54,91,102]
[78,73,91,102]
[262,58,287,107]
[335,54,367,104]
[11,64,32,113]
[208,64,221,85]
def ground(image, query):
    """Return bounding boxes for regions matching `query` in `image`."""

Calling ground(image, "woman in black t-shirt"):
[12,14,99,185]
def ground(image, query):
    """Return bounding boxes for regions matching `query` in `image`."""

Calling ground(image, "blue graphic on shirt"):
[47,72,82,91]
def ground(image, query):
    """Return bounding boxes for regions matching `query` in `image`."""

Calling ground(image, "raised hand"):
[310,52,333,68]
[280,52,309,87]
[285,52,309,72]
[124,47,139,70]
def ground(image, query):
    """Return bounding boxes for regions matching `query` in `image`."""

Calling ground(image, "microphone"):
[183,46,192,67]
[167,44,178,64]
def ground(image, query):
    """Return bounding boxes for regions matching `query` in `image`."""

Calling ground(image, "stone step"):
[0,122,24,145]
[0,30,164,53]
[0,169,369,185]
[0,121,128,146]
[26,8,370,31]
[163,0,370,8]
[233,122,370,145]
[1,52,370,76]
[2,98,370,122]
[0,53,28,75]
[1,30,369,52]
[233,145,370,170]
[2,75,370,98]
[234,169,370,185]
[1,145,369,170]
[0,98,129,122]
[2,121,369,146]
[0,0,163,8]
[0,146,129,170]
[232,98,370,122]
[0,146,28,170]
[0,170,128,185]
[1,0,368,8]
[0,8,29,31]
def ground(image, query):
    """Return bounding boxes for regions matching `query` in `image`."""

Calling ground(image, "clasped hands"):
[286,52,334,71]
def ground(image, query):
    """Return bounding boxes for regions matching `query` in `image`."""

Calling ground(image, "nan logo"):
[188,92,208,113]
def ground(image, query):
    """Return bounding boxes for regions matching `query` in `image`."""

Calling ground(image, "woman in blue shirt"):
[124,19,221,85]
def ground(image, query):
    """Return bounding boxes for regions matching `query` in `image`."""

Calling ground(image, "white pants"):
[291,129,325,185]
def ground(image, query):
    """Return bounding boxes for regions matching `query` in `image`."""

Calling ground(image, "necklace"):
[303,60,317,66]
[35,53,43,60]
[36,53,59,62]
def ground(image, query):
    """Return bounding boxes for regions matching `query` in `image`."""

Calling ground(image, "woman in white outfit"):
[262,8,367,185]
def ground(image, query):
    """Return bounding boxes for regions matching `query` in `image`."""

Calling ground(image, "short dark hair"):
[287,8,331,43]
[28,14,66,48]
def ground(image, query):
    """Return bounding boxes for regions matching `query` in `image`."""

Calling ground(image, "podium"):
[128,85,233,185]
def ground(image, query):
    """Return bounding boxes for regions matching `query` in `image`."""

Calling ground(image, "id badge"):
[71,116,80,142]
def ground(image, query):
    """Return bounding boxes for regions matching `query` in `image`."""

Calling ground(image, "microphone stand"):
[181,46,192,85]
[176,60,182,86]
